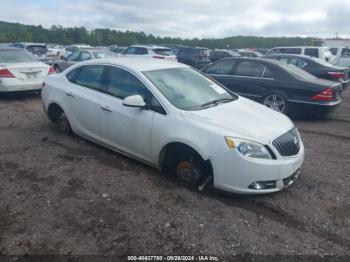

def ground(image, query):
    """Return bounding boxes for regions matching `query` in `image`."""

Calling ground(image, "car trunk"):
[2,62,48,84]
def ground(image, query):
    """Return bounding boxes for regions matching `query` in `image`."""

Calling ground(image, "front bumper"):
[210,143,304,194]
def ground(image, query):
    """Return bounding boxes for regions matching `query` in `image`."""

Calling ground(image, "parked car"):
[53,48,117,72]
[265,46,336,64]
[0,47,54,92]
[265,54,350,90]
[201,57,341,115]
[62,44,92,58]
[46,44,65,59]
[236,49,263,57]
[176,46,210,68]
[9,42,54,65]
[41,57,304,194]
[109,45,127,54]
[210,49,240,62]
[329,46,350,68]
[123,45,177,61]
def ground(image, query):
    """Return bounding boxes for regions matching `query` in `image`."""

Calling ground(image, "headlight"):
[225,137,271,159]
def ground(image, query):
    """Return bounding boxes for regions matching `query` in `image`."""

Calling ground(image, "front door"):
[99,66,154,162]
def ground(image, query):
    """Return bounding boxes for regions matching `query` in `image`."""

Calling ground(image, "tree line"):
[0,20,317,48]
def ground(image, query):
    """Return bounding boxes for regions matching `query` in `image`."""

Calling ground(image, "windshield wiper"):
[201,98,234,108]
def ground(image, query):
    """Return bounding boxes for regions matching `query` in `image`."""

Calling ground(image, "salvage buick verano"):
[41,57,304,194]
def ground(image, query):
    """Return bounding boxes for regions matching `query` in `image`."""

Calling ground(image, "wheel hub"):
[176,161,194,181]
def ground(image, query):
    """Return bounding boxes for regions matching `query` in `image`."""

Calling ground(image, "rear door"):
[229,61,272,100]
[65,65,106,142]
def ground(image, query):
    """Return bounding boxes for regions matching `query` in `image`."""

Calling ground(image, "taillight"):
[152,56,165,59]
[328,71,345,79]
[0,68,15,78]
[312,88,334,101]
[48,67,55,74]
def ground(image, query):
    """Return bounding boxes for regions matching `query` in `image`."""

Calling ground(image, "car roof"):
[271,46,328,49]
[220,56,283,65]
[12,42,47,47]
[130,45,171,49]
[0,47,25,51]
[266,54,313,59]
[73,57,188,72]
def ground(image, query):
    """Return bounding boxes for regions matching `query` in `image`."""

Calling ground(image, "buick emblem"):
[293,136,299,145]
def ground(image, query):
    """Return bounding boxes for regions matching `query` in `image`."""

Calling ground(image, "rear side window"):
[106,67,147,99]
[75,65,105,91]
[305,48,319,57]
[79,51,91,61]
[66,68,81,83]
[341,48,350,57]
[262,67,274,79]
[68,52,80,61]
[235,61,265,77]
[125,47,137,54]
[289,58,307,68]
[135,48,148,55]
[206,60,234,75]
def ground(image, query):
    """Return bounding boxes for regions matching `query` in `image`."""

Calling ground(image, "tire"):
[58,112,72,135]
[263,93,288,114]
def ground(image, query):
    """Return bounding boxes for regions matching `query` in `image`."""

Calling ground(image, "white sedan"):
[0,47,54,92]
[41,57,304,194]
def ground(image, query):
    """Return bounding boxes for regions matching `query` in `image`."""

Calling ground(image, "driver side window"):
[106,67,147,100]
[68,52,80,61]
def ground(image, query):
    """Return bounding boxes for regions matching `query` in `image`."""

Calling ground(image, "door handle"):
[101,105,112,112]
[65,91,74,97]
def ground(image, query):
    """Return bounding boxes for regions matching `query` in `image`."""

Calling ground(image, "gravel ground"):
[0,87,349,261]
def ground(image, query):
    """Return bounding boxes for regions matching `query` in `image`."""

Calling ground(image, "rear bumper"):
[288,99,341,115]
[0,83,42,92]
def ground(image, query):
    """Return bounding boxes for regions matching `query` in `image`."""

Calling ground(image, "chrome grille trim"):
[273,128,300,157]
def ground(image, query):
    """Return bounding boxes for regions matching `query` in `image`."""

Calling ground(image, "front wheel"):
[263,93,288,114]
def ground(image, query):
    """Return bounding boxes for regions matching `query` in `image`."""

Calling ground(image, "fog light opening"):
[248,180,276,190]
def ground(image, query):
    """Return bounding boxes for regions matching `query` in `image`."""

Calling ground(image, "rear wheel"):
[58,112,72,135]
[263,93,288,114]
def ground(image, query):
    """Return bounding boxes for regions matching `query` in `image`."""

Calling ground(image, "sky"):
[1,0,350,39]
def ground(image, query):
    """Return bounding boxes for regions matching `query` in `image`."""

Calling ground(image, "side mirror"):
[123,95,146,108]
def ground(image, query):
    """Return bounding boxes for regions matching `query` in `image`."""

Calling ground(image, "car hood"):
[180,96,294,144]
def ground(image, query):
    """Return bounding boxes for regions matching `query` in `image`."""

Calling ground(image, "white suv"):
[123,45,177,61]
[41,57,304,194]
[266,46,336,64]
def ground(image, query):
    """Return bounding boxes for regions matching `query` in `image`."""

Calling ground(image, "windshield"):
[280,63,317,80]
[143,67,237,110]
[0,50,37,63]
[154,48,174,56]
[93,51,116,59]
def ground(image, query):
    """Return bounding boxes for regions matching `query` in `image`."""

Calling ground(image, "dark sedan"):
[265,54,350,90]
[201,57,341,116]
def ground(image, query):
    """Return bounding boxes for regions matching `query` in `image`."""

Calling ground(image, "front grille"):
[273,128,300,157]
